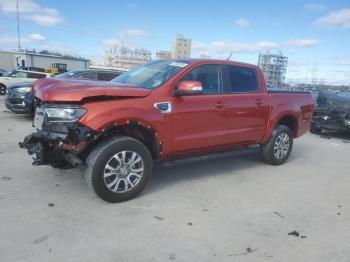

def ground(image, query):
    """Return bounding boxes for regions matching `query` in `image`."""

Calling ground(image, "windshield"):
[111,60,190,89]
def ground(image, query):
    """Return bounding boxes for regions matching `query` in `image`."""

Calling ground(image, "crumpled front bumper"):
[19,124,95,168]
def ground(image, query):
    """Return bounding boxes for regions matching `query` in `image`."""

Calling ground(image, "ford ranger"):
[19,59,314,202]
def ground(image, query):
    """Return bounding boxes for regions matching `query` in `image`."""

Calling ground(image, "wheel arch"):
[81,120,161,162]
[275,114,299,137]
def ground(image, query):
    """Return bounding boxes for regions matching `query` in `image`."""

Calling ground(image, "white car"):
[0,70,51,95]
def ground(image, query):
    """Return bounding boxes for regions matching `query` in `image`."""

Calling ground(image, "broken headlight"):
[42,104,87,123]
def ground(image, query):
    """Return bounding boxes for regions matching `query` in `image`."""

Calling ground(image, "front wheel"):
[260,125,293,165]
[85,136,153,203]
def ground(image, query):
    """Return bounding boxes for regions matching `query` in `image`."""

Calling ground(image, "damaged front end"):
[19,103,96,168]
[312,89,350,132]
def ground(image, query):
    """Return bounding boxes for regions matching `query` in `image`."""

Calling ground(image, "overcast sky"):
[0,0,349,85]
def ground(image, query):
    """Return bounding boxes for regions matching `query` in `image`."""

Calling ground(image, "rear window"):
[224,65,258,93]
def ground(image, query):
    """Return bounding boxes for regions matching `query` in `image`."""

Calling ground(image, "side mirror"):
[174,81,203,96]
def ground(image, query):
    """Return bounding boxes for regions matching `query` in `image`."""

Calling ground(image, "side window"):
[98,72,120,81]
[28,72,46,79]
[181,64,221,94]
[15,72,28,78]
[75,72,98,80]
[224,65,258,93]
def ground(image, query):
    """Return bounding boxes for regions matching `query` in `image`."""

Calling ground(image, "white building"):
[103,46,152,70]
[171,34,192,59]
[0,50,89,71]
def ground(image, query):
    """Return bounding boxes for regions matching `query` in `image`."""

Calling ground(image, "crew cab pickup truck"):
[20,59,314,202]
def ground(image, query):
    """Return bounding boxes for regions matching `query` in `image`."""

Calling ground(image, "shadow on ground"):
[148,147,265,194]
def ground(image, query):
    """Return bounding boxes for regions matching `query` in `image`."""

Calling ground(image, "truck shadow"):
[147,147,265,194]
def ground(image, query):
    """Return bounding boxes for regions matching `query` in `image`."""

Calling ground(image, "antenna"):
[226,52,233,60]
[16,0,21,51]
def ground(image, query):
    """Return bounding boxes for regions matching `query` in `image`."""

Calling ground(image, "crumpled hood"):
[34,78,151,102]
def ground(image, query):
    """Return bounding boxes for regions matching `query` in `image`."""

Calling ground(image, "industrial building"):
[156,50,172,60]
[171,34,192,58]
[258,51,288,87]
[0,50,89,72]
[103,46,152,69]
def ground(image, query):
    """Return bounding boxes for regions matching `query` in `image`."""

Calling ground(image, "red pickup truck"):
[20,59,314,202]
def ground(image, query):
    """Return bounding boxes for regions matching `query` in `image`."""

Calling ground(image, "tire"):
[309,123,322,134]
[260,125,293,165]
[0,84,6,95]
[85,136,153,203]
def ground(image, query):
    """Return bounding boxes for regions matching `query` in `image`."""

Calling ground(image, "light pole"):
[16,0,21,52]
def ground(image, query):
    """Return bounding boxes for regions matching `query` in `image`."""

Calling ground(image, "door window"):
[14,71,28,78]
[223,65,258,93]
[27,72,46,79]
[181,64,221,94]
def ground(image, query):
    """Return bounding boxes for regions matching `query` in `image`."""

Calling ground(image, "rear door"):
[171,64,232,153]
[222,65,269,144]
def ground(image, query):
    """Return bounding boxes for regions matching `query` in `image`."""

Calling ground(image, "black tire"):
[85,136,153,203]
[0,84,6,95]
[309,123,322,134]
[260,125,293,165]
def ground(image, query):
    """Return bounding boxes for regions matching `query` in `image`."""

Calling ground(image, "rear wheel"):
[260,125,293,165]
[0,84,6,95]
[85,136,153,203]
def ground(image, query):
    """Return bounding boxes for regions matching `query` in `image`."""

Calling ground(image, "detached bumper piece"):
[19,124,95,168]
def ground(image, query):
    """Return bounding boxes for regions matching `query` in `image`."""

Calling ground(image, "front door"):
[171,64,231,153]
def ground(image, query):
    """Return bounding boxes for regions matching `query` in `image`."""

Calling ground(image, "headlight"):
[42,104,87,123]
[16,86,32,93]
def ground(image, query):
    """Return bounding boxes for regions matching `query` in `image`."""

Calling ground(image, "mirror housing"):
[174,81,203,96]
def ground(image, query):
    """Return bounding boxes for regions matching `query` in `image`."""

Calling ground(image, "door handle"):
[256,99,263,106]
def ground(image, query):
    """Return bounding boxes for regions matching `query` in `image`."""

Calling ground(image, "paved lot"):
[0,97,349,262]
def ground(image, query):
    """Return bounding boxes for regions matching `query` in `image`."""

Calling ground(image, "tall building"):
[258,51,288,87]
[103,46,152,69]
[171,34,192,58]
[156,50,171,60]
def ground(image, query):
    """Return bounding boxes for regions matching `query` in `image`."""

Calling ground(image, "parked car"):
[4,69,124,115]
[4,82,37,114]
[311,88,350,133]
[17,66,45,73]
[0,69,8,77]
[0,70,50,95]
[55,69,124,81]
[20,59,314,202]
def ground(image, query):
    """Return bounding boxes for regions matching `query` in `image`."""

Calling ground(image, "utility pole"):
[16,0,21,52]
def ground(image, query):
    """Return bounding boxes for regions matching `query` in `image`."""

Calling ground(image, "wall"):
[0,51,89,71]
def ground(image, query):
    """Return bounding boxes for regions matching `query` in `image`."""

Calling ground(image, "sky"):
[0,0,349,85]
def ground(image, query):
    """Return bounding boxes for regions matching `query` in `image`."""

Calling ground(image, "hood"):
[34,78,152,102]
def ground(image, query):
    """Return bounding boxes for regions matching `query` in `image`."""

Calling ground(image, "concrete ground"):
[0,97,349,262]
